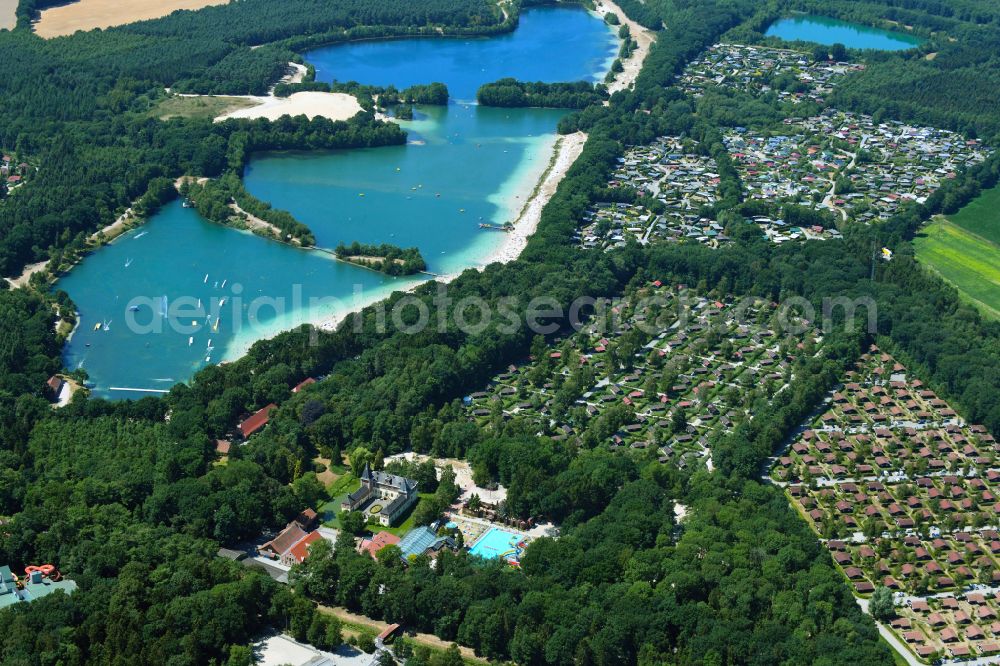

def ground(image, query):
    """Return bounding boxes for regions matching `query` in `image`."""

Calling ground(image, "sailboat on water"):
[160,295,168,317]
[124,258,132,268]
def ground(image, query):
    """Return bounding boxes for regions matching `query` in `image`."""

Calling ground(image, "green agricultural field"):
[947,185,1000,246]
[914,216,1000,319]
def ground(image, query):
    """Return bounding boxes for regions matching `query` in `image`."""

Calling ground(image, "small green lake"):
[765,15,924,51]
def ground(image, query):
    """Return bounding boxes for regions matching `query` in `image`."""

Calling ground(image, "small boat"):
[188,337,193,346]
[197,298,201,309]
[160,296,168,317]
[219,298,226,307]
[190,320,197,326]
[359,193,365,197]
[124,258,132,268]
[128,305,140,312]
[93,323,102,331]
[207,339,212,348]
[203,274,208,283]
[102,320,111,331]
[212,319,220,332]
[213,281,218,288]
[221,279,227,289]
[205,356,211,363]
[134,231,148,240]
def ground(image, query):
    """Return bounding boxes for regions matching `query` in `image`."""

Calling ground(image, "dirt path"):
[595,0,658,95]
[6,204,138,288]
[317,605,486,663]
[228,201,288,240]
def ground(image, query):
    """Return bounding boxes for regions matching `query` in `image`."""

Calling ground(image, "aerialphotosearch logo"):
[123,281,879,344]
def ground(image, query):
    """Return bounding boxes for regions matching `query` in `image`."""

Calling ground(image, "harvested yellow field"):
[34,0,229,38]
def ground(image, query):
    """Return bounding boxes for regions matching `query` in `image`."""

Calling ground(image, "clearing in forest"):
[914,214,1000,320]
[33,0,229,38]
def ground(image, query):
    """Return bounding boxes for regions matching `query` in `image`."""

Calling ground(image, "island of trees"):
[334,241,428,275]
[476,78,609,108]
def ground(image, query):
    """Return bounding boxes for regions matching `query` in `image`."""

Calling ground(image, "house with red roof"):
[238,403,277,439]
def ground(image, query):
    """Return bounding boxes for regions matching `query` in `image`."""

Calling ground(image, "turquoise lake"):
[765,15,924,51]
[59,6,618,399]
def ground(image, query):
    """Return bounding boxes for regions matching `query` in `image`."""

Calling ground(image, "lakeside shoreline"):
[53,4,624,387]
[597,0,657,95]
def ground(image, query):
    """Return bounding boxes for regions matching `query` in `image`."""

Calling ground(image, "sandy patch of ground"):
[5,260,49,288]
[34,0,229,38]
[385,452,507,504]
[0,0,17,31]
[313,457,339,487]
[214,91,363,123]
[278,62,308,87]
[595,0,657,94]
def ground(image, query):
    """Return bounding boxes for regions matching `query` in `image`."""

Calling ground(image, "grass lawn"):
[319,473,360,529]
[914,216,1000,319]
[148,94,258,121]
[947,185,1000,246]
[370,493,436,538]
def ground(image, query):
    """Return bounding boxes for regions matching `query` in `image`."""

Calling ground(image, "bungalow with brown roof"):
[239,403,277,439]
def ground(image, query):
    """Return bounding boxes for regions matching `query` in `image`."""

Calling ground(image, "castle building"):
[341,464,419,526]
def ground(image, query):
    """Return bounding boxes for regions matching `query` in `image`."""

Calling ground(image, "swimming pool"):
[468,527,527,563]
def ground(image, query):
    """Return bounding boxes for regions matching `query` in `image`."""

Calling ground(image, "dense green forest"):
[477,78,609,108]
[2,0,1000,663]
[334,241,428,275]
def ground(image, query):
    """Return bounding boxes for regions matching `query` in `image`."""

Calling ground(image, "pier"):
[479,223,512,232]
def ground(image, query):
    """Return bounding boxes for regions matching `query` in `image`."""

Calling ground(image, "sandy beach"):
[476,131,588,267]
[214,91,363,123]
[34,0,229,38]
[595,0,658,94]
[0,0,17,31]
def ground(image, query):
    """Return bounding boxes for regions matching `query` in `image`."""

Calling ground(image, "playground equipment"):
[24,564,60,583]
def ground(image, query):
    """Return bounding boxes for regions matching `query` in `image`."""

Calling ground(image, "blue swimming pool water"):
[468,527,525,561]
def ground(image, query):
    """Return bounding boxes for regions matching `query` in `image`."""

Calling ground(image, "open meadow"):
[914,215,1000,319]
[947,185,1000,246]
